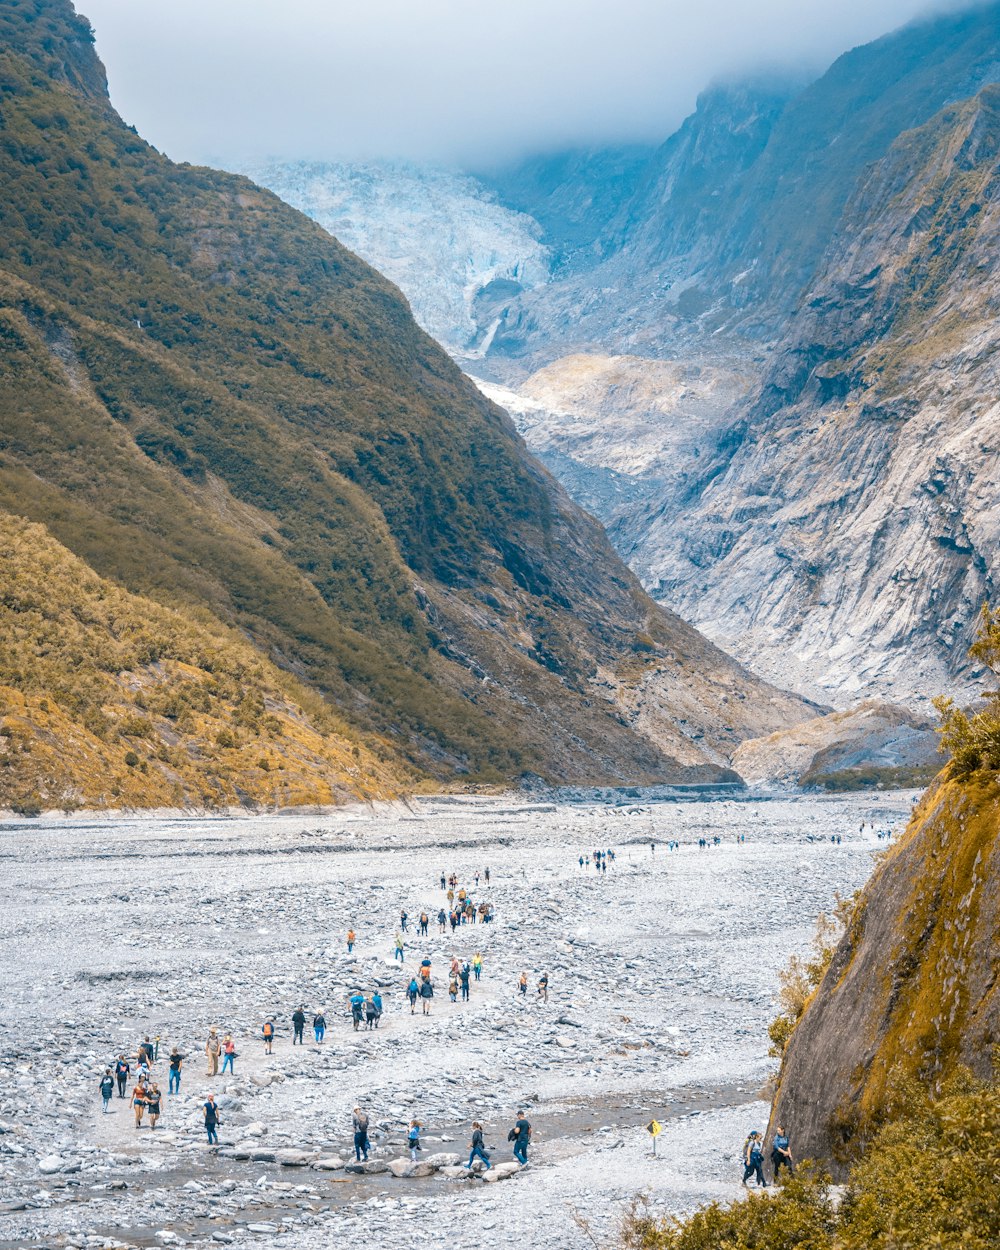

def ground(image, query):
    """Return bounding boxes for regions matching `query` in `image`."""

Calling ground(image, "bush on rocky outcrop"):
[767,898,855,1057]
[934,605,1000,777]
[621,1075,1000,1250]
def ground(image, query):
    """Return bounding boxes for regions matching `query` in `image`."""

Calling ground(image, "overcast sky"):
[81,0,971,166]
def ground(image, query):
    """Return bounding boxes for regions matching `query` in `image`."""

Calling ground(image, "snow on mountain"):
[239,160,552,357]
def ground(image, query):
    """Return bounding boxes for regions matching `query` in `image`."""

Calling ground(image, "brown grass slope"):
[0,0,811,789]
[0,513,415,812]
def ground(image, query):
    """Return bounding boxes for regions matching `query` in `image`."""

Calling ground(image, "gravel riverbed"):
[0,789,917,1248]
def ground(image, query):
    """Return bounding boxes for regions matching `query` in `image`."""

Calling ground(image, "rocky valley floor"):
[0,790,919,1249]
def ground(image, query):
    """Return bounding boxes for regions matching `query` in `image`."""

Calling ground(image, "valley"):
[0,789,913,1249]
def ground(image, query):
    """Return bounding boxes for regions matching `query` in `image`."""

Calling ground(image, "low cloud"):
[81,0,977,165]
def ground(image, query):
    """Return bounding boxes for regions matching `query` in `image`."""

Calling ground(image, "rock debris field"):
[0,789,918,1249]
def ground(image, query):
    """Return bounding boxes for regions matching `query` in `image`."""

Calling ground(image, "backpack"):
[263,1022,274,1038]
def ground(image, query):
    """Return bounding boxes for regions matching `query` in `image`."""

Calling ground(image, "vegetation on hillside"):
[0,0,790,789]
[934,604,1000,776]
[620,1071,1000,1250]
[0,514,414,813]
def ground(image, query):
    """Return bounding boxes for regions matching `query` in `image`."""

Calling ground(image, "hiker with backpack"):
[353,1106,370,1161]
[407,977,419,1014]
[313,1010,326,1044]
[115,1055,130,1098]
[262,1019,275,1054]
[349,992,365,1031]
[419,977,434,1015]
[407,1119,423,1161]
[460,961,471,1001]
[742,1130,767,1187]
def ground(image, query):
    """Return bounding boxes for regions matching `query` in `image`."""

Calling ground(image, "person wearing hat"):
[205,1028,221,1076]
[742,1130,767,1187]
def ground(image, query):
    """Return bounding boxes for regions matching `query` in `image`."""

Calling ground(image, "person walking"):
[407,1120,423,1162]
[484,867,490,885]
[350,992,365,1031]
[407,977,419,1014]
[394,933,405,963]
[292,1006,306,1045]
[205,1029,221,1076]
[518,972,528,998]
[131,1079,147,1129]
[313,1011,326,1044]
[204,1094,220,1146]
[437,908,447,934]
[742,1131,767,1187]
[419,912,429,936]
[146,1083,162,1130]
[472,952,483,982]
[168,1047,183,1094]
[771,1126,794,1180]
[365,995,380,1030]
[353,1107,370,1161]
[468,1121,491,1170]
[221,1034,236,1076]
[537,972,549,1003]
[448,974,458,1003]
[100,1068,115,1113]
[262,1019,275,1054]
[346,928,356,954]
[419,977,434,1015]
[372,991,383,1022]
[115,1055,130,1099]
[400,910,408,933]
[459,962,471,1002]
[510,1110,531,1165]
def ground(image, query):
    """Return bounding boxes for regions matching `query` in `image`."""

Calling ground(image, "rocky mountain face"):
[0,0,817,801]
[645,82,1000,709]
[769,769,1000,1170]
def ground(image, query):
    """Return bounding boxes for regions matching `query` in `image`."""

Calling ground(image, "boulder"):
[38,1154,65,1175]
[275,1149,313,1166]
[310,1156,345,1170]
[423,1152,462,1167]
[481,1161,521,1182]
[388,1158,436,1178]
[438,1165,472,1179]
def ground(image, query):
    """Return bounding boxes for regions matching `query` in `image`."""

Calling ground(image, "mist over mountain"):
[249,2,1000,721]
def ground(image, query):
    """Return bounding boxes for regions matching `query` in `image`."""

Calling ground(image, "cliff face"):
[770,772,1000,1168]
[0,0,812,793]
[642,85,1000,707]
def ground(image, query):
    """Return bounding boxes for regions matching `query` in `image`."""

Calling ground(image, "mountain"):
[0,515,412,813]
[642,80,1000,708]
[236,160,552,358]
[0,0,812,801]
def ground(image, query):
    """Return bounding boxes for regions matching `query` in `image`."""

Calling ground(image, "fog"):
[81,0,977,166]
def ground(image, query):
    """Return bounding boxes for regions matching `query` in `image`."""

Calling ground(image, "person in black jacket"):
[468,1121,491,1170]
[292,1006,305,1045]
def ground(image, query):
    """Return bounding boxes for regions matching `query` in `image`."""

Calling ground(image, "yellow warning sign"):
[646,1119,662,1137]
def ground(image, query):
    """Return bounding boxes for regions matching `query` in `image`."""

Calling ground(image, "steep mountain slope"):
[642,83,1000,707]
[0,515,412,812]
[0,0,811,791]
[235,160,551,357]
[769,771,1000,1168]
